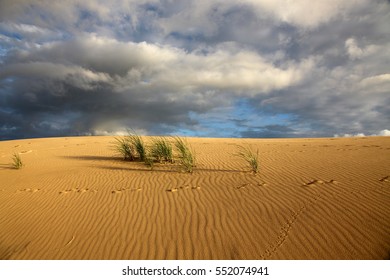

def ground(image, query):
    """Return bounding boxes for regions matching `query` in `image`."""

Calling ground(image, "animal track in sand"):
[111,187,142,194]
[16,188,41,193]
[234,182,267,190]
[262,178,334,259]
[59,187,97,195]
[261,187,329,259]
[263,175,385,259]
[19,150,32,154]
[235,183,249,190]
[336,147,359,151]
[261,204,307,259]
[166,184,200,193]
[302,179,338,187]
[362,145,381,148]
[379,176,389,182]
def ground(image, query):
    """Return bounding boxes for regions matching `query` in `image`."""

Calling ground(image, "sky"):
[0,0,389,140]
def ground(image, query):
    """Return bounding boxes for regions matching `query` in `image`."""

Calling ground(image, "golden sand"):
[0,136,389,259]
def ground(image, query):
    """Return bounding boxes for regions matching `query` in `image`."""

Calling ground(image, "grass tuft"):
[127,131,146,162]
[234,144,259,174]
[112,130,146,162]
[174,136,196,173]
[112,132,197,173]
[112,137,136,161]
[144,154,155,170]
[151,137,173,163]
[12,153,23,169]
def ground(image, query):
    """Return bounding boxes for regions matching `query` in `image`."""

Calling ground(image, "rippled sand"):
[0,136,389,259]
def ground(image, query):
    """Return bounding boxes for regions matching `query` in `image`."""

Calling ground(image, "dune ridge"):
[0,136,389,259]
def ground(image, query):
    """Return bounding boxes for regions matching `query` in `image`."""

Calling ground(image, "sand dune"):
[0,136,389,260]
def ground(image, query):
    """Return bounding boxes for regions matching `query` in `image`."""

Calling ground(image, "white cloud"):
[243,0,367,28]
[159,0,369,36]
[345,38,379,60]
[159,2,221,37]
[360,74,390,86]
[3,35,314,96]
[149,47,315,94]
[345,38,364,59]
[0,0,369,31]
[334,130,390,137]
[334,133,366,138]
[379,129,390,136]
[359,73,390,94]
[2,23,49,34]
[0,22,61,43]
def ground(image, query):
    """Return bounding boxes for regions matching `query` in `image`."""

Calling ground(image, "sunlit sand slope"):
[0,136,389,259]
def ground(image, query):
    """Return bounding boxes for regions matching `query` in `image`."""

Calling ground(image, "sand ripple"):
[0,136,389,259]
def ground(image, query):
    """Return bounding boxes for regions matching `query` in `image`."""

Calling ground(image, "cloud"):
[345,38,379,60]
[245,0,368,29]
[241,124,298,138]
[1,34,314,93]
[2,61,112,88]
[0,0,389,139]
[159,0,369,37]
[0,33,315,139]
[334,129,390,137]
[1,22,51,35]
[334,133,366,138]
[379,129,390,136]
[360,73,390,89]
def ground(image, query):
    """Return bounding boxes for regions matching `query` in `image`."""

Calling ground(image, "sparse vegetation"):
[235,144,259,174]
[112,131,259,175]
[12,153,23,169]
[144,154,155,170]
[174,136,196,173]
[151,137,173,163]
[113,136,136,161]
[112,130,146,161]
[127,131,147,162]
[112,131,195,173]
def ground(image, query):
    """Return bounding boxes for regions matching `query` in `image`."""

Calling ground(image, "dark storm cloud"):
[240,124,298,138]
[0,0,389,139]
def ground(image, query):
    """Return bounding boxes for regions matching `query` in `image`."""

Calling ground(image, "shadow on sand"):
[0,163,15,170]
[60,155,245,174]
[60,155,121,162]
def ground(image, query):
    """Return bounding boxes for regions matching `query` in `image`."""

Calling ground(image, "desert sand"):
[0,136,389,260]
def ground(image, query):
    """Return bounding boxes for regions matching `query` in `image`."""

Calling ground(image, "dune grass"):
[112,130,147,162]
[174,136,196,173]
[151,137,173,163]
[113,137,136,161]
[235,144,259,174]
[127,132,146,162]
[144,154,155,170]
[112,132,196,172]
[12,153,23,169]
[112,132,260,174]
